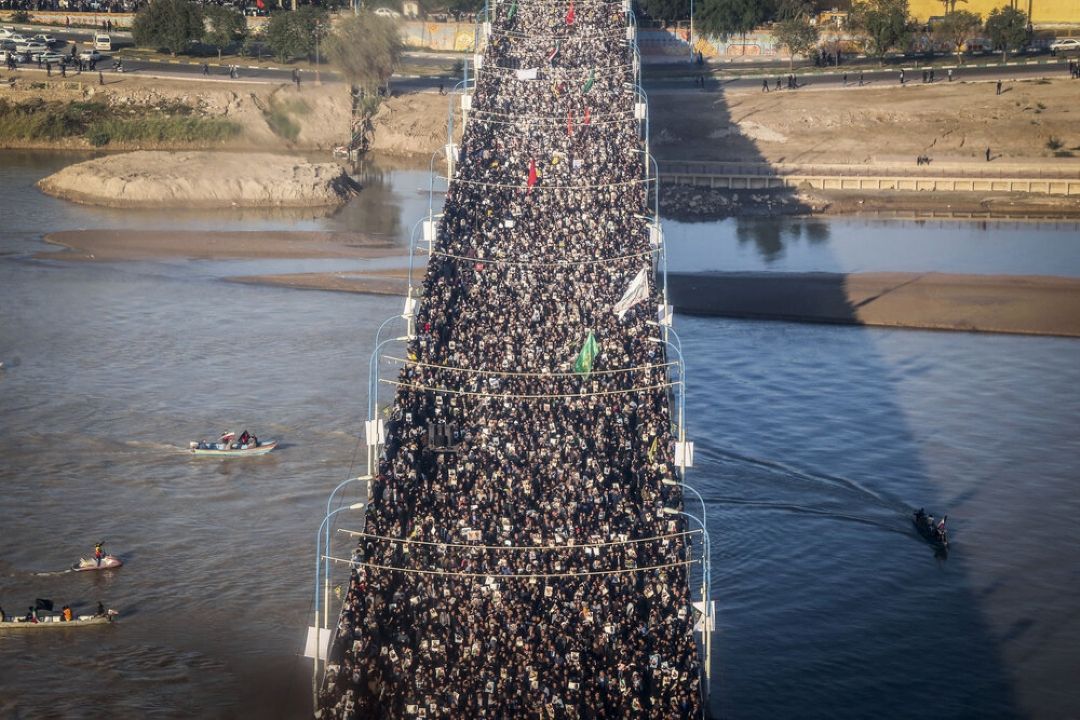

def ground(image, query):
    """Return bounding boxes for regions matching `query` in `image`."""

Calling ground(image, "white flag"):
[613,268,650,319]
[515,67,539,81]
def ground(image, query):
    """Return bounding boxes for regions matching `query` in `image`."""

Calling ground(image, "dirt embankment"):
[0,75,353,150]
[650,76,1080,166]
[37,151,359,208]
[368,91,462,157]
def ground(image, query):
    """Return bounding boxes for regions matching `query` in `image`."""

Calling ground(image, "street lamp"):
[312,502,366,706]
[646,336,685,439]
[663,506,711,703]
[313,21,324,86]
[662,478,706,534]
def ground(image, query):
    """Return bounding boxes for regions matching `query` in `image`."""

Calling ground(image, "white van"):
[94,34,112,51]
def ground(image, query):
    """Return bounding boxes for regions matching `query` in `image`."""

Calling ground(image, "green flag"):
[507,0,517,20]
[573,331,600,377]
[583,67,595,93]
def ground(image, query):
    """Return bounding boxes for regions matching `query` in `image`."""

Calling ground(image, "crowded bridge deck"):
[312,0,709,717]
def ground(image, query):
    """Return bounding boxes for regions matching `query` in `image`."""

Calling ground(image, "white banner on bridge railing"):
[473,53,484,70]
[515,67,539,81]
[657,304,673,327]
[365,419,386,446]
[693,601,715,633]
[304,626,332,661]
[675,440,694,468]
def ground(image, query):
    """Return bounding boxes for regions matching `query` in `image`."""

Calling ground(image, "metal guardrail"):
[657,159,1080,181]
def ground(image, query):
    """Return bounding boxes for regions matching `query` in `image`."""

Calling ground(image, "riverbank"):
[36,151,359,209]
[0,75,351,151]
[230,267,1080,337]
[40,231,1079,336]
[41,229,399,260]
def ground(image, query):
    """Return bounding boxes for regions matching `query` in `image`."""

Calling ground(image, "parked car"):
[33,50,67,64]
[373,7,401,17]
[0,39,16,51]
[0,26,16,39]
[0,49,20,64]
[15,41,48,55]
[78,48,104,62]
[33,34,57,46]
[7,33,29,45]
[94,34,112,51]
[1049,38,1080,54]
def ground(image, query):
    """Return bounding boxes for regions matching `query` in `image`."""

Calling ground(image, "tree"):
[132,0,205,56]
[696,0,774,54]
[850,0,912,65]
[984,5,1027,62]
[203,5,247,61]
[937,0,966,14]
[933,10,980,63]
[638,0,689,23]
[773,17,819,69]
[264,6,328,63]
[324,12,403,96]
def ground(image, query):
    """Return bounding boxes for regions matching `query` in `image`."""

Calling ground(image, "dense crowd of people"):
[316,1,703,718]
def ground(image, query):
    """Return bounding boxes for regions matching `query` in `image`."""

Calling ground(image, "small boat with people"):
[73,542,122,572]
[913,508,948,548]
[189,430,276,457]
[0,600,118,630]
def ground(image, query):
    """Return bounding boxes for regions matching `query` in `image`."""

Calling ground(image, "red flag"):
[527,159,537,193]
[567,109,573,136]
[584,107,591,125]
[566,0,575,25]
[256,0,265,8]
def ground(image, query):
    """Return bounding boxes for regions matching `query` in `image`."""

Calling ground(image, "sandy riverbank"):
[42,229,401,260]
[38,232,1080,337]
[669,271,1080,337]
[36,151,359,208]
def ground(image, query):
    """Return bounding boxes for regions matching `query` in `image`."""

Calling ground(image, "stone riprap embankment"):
[37,151,359,209]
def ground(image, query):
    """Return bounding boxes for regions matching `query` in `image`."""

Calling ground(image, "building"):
[908,0,1080,27]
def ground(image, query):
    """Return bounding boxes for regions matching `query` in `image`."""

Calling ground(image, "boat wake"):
[697,444,908,512]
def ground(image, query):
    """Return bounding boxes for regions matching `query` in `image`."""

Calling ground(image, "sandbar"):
[42,229,403,261]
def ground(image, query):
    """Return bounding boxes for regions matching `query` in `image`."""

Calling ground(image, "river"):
[1,151,1078,719]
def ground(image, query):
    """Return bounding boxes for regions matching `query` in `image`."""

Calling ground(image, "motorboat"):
[189,439,277,456]
[72,555,123,572]
[0,609,118,629]
[189,431,276,456]
[913,509,948,548]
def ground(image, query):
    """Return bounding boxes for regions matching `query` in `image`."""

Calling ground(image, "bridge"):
[309,1,711,717]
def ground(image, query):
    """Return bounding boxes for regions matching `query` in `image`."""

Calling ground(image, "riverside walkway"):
[313,1,706,718]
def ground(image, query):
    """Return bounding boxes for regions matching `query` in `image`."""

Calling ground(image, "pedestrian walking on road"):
[842,73,847,85]
[947,68,953,82]
[46,61,52,77]
[858,72,864,86]
[60,62,66,78]
[775,77,782,91]
[929,68,935,83]
[762,78,769,92]
[985,146,991,162]
[98,70,104,85]
[899,69,905,84]
[203,63,209,75]
[996,79,1002,95]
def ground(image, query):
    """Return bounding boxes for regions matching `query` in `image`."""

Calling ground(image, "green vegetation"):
[264,6,328,63]
[933,9,981,64]
[0,99,240,147]
[324,12,403,95]
[10,9,30,22]
[263,100,302,141]
[132,0,206,56]
[985,5,1029,61]
[850,0,912,65]
[1046,137,1063,151]
[202,5,248,60]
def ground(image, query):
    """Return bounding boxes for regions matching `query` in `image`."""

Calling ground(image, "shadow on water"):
[653,83,1022,719]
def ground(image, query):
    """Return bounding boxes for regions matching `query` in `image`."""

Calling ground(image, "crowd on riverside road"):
[316,1,703,719]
